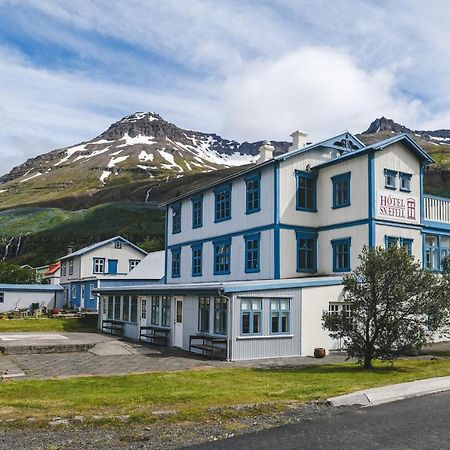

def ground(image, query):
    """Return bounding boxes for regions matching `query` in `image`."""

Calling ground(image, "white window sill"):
[237,334,294,340]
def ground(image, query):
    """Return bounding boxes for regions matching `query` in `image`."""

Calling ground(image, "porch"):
[424,195,450,224]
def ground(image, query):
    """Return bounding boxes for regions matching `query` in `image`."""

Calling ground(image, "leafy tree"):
[322,246,450,369]
[0,263,37,284]
[138,237,164,253]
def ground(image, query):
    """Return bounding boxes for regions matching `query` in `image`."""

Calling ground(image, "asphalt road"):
[191,391,450,449]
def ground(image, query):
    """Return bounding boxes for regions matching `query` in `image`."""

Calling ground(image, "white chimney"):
[258,140,274,163]
[289,130,308,151]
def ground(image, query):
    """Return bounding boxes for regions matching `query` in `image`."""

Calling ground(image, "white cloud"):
[221,47,422,142]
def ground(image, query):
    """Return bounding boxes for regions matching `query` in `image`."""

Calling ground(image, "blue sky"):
[1,0,450,174]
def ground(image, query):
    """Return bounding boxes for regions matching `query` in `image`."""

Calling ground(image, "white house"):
[0,284,64,313]
[96,131,450,360]
[59,236,147,309]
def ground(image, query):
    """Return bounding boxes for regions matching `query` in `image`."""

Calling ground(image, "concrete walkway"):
[328,375,450,407]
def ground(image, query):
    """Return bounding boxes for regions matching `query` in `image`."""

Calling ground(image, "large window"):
[151,296,160,325]
[93,258,105,274]
[399,172,412,192]
[332,172,351,208]
[214,297,227,335]
[113,295,121,320]
[213,239,231,275]
[245,173,261,214]
[296,170,317,211]
[331,238,351,272]
[192,244,203,277]
[192,195,203,228]
[384,169,397,189]
[123,295,130,321]
[270,299,290,334]
[214,184,232,222]
[107,295,114,319]
[198,297,210,332]
[244,233,260,273]
[240,298,261,335]
[296,231,317,272]
[172,202,181,234]
[161,296,170,327]
[171,248,181,278]
[130,296,138,323]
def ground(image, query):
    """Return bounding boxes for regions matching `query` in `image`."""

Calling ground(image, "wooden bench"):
[101,319,124,336]
[189,334,227,360]
[140,325,170,346]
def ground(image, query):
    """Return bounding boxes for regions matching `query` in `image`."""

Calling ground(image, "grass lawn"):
[0,359,449,426]
[0,317,98,333]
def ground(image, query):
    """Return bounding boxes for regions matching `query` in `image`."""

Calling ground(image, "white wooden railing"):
[424,195,450,223]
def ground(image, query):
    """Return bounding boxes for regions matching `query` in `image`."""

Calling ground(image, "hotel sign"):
[376,190,418,223]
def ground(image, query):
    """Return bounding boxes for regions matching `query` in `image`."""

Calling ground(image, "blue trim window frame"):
[399,172,412,192]
[171,247,181,278]
[172,202,181,234]
[214,184,232,222]
[270,298,290,334]
[400,238,413,255]
[240,298,262,335]
[213,238,231,275]
[245,172,261,214]
[385,236,398,249]
[191,194,203,229]
[244,233,260,273]
[425,235,439,270]
[214,297,227,335]
[331,237,351,272]
[191,243,203,277]
[384,169,397,190]
[295,170,317,212]
[296,231,317,273]
[385,236,413,256]
[332,172,351,208]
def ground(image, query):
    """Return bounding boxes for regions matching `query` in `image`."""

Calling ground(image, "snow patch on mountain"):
[20,172,42,183]
[108,155,129,168]
[73,147,111,162]
[116,133,157,148]
[138,150,154,162]
[54,143,87,166]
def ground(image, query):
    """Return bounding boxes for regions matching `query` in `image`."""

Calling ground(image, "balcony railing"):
[424,195,450,223]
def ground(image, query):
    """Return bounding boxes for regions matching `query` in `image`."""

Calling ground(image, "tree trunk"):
[363,355,373,369]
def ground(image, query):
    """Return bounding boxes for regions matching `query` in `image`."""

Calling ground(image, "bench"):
[189,334,227,360]
[140,325,170,346]
[101,319,124,336]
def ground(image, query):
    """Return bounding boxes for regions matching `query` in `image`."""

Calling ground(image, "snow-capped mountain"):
[0,112,289,186]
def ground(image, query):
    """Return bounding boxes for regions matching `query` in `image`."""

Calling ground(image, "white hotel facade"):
[97,131,450,360]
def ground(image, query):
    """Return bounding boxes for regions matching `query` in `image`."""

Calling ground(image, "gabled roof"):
[312,133,434,170]
[58,236,147,261]
[126,250,165,280]
[0,284,64,292]
[44,261,61,276]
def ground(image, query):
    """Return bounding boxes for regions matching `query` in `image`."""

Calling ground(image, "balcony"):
[424,195,450,224]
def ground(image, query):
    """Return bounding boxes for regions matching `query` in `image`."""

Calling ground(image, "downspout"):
[218,288,232,361]
[93,292,102,331]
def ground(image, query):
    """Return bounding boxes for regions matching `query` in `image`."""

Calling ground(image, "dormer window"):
[399,172,412,192]
[114,240,122,249]
[384,169,397,190]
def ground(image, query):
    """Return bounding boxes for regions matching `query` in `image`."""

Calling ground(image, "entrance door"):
[108,259,118,274]
[173,297,183,348]
[140,297,147,327]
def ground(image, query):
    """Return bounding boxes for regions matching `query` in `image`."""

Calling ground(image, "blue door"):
[108,259,118,274]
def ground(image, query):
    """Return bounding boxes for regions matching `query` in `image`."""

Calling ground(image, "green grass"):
[0,317,98,333]
[0,359,449,426]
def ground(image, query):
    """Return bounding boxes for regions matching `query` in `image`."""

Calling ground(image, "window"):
[270,299,290,334]
[90,283,96,301]
[245,173,261,214]
[296,231,317,272]
[385,236,398,249]
[141,299,147,320]
[71,286,76,299]
[214,297,227,335]
[441,237,450,269]
[296,170,317,211]
[0,292,4,304]
[385,236,413,255]
[214,239,231,275]
[198,297,210,332]
[329,303,339,315]
[161,296,171,326]
[129,259,140,271]
[214,184,232,222]
[113,295,121,320]
[331,238,351,272]
[107,295,114,319]
[240,298,261,335]
[425,235,439,270]
[81,285,85,302]
[384,169,397,189]
[244,233,260,273]
[123,295,130,321]
[172,202,181,234]
[151,296,160,325]
[332,172,351,208]
[192,244,203,277]
[329,303,353,322]
[61,262,66,276]
[68,259,74,275]
[171,248,181,278]
[115,240,122,249]
[192,195,203,228]
[93,258,105,274]
[130,295,138,323]
[399,172,412,192]
[400,238,413,255]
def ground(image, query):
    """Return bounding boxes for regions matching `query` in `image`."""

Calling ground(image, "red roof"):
[44,261,61,276]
